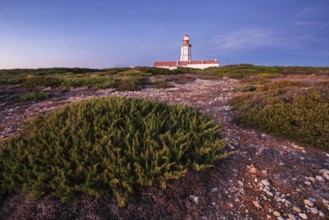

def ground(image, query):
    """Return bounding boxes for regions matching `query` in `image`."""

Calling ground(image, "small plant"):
[22,77,61,88]
[19,92,51,101]
[230,81,329,151]
[0,97,228,207]
[235,85,257,92]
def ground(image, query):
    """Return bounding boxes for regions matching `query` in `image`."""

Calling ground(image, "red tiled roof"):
[154,60,219,67]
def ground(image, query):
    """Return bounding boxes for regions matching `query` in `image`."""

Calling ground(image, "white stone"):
[237,180,244,186]
[253,200,262,209]
[287,213,297,220]
[315,175,325,182]
[308,177,316,183]
[304,181,311,185]
[319,211,324,217]
[323,173,329,181]
[265,190,274,197]
[293,206,301,213]
[277,217,284,220]
[261,179,270,186]
[319,169,329,175]
[285,200,292,208]
[303,199,314,207]
[273,211,281,217]
[298,213,308,219]
[308,197,316,202]
[309,207,318,214]
[189,195,199,204]
[210,187,218,193]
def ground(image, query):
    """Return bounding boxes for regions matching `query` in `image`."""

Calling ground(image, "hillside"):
[0,66,328,219]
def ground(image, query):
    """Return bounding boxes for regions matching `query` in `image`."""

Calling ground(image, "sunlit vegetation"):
[0,97,228,207]
[19,92,51,101]
[230,80,329,151]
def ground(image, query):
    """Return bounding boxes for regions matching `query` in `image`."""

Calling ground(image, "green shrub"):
[19,92,51,101]
[22,77,61,88]
[230,82,329,151]
[235,85,257,92]
[0,97,228,206]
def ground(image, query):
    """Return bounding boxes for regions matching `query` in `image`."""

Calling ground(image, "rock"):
[303,199,314,207]
[210,187,218,193]
[287,213,297,220]
[247,164,257,174]
[277,217,284,220]
[237,180,244,186]
[308,177,316,183]
[265,190,274,197]
[304,181,311,185]
[253,201,263,209]
[273,211,281,217]
[318,211,324,217]
[298,213,308,219]
[261,179,270,186]
[308,197,316,202]
[315,175,325,182]
[323,173,329,181]
[309,207,318,214]
[319,169,329,175]
[262,170,268,174]
[189,195,199,204]
[212,202,216,206]
[285,200,292,208]
[293,206,301,213]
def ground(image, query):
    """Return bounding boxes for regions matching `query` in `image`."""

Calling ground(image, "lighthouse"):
[180,34,192,61]
[154,34,219,69]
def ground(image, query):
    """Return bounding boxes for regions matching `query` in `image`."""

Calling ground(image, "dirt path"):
[0,74,328,219]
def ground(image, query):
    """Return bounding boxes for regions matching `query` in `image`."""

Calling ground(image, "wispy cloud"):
[210,29,281,53]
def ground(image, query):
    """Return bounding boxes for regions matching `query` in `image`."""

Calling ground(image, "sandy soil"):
[0,74,328,219]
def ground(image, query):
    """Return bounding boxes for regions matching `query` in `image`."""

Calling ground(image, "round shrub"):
[0,97,227,206]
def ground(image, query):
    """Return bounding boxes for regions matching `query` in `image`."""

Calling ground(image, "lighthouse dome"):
[183,34,189,40]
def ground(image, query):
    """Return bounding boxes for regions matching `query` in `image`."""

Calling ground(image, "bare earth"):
[0,74,328,219]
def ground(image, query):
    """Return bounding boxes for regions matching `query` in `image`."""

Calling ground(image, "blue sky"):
[1,0,328,69]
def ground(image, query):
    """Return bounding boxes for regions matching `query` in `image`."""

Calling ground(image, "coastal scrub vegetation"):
[19,92,51,101]
[0,97,228,206]
[230,80,329,151]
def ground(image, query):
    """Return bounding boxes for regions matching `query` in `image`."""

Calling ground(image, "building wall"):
[180,44,191,61]
[186,63,219,69]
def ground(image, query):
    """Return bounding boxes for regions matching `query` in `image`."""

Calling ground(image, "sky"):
[0,0,329,69]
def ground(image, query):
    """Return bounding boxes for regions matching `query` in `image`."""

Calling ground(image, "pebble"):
[210,187,218,193]
[319,169,329,175]
[261,179,270,186]
[277,217,284,220]
[273,211,281,217]
[189,195,199,204]
[319,211,324,217]
[303,199,314,207]
[315,175,325,182]
[211,202,216,206]
[308,177,316,183]
[323,173,329,181]
[265,190,274,197]
[247,165,257,174]
[309,207,318,214]
[285,200,292,208]
[253,200,263,209]
[298,213,308,219]
[287,213,297,220]
[237,180,244,186]
[293,206,301,213]
[304,181,311,185]
[308,197,316,203]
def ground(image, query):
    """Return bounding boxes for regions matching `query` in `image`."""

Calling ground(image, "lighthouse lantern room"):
[180,34,192,61]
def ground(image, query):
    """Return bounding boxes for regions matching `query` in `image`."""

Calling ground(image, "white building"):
[154,34,219,69]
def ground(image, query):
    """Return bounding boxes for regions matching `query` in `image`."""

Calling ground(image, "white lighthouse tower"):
[180,34,192,61]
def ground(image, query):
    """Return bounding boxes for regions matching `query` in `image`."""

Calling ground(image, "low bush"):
[22,77,61,88]
[0,97,228,206]
[230,81,329,151]
[19,92,51,101]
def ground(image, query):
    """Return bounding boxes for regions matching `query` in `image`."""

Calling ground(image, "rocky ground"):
[0,74,328,219]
